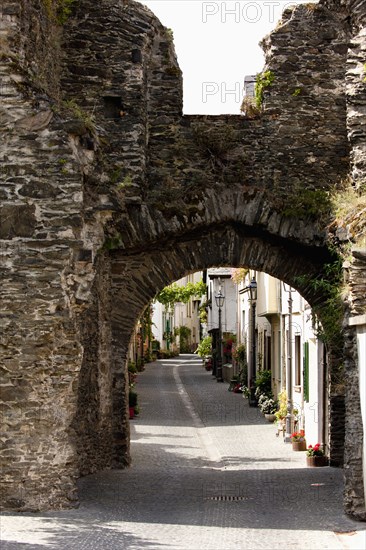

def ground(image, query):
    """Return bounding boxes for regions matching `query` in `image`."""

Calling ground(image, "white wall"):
[207,270,237,335]
[152,272,204,350]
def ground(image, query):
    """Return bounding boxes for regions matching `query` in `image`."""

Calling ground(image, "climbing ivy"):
[294,255,344,351]
[156,281,207,307]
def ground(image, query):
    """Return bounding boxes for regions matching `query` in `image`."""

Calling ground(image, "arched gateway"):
[0,0,365,519]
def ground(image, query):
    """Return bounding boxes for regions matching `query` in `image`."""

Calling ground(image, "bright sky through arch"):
[140,1,315,114]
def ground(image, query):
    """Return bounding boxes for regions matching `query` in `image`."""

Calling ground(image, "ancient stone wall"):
[0,0,365,519]
[1,1,82,510]
[322,0,366,520]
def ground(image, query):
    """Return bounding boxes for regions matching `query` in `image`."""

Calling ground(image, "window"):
[103,96,124,119]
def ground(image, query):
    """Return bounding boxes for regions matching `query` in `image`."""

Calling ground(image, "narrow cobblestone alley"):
[1,355,365,549]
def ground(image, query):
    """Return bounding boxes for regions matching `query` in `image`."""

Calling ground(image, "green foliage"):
[129,390,138,408]
[57,0,76,24]
[275,390,287,422]
[240,96,261,119]
[158,349,179,359]
[282,188,331,220]
[233,343,247,366]
[152,340,160,352]
[292,88,302,96]
[258,395,278,414]
[109,167,123,184]
[199,301,209,324]
[195,336,212,358]
[156,280,207,307]
[140,304,154,343]
[294,256,344,350]
[255,369,272,396]
[330,179,366,249]
[42,0,76,25]
[103,233,123,250]
[117,175,133,189]
[175,325,192,353]
[128,362,137,374]
[63,99,95,131]
[255,70,275,108]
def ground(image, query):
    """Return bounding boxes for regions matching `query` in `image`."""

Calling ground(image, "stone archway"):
[71,223,343,497]
[0,0,365,520]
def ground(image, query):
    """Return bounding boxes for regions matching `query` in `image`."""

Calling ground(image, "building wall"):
[237,271,329,452]
[207,269,237,336]
[151,272,204,351]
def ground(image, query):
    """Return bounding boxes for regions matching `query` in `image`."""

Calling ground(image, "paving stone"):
[1,355,365,549]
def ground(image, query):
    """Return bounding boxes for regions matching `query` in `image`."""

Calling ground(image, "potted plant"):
[128,362,138,385]
[306,444,328,467]
[195,336,212,366]
[255,370,272,397]
[129,390,138,419]
[204,355,212,371]
[274,390,287,436]
[291,430,306,451]
[258,395,278,422]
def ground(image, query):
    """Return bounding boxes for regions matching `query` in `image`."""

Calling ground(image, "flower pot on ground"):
[306,455,328,467]
[292,440,306,451]
[291,431,306,451]
[264,413,276,422]
[274,389,287,418]
[257,393,278,417]
[129,390,138,420]
[306,443,327,466]
[204,356,212,371]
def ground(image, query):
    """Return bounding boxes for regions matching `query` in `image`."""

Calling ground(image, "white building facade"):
[237,270,328,451]
[152,271,204,352]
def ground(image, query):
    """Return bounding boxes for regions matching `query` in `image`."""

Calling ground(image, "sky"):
[140,1,313,114]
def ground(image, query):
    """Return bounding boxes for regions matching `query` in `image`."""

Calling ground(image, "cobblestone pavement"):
[1,355,365,549]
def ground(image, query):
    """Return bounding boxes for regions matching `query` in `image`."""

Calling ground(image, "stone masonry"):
[0,0,365,519]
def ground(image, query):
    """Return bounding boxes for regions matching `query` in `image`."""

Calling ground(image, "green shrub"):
[195,336,212,358]
[255,370,272,396]
[129,391,138,408]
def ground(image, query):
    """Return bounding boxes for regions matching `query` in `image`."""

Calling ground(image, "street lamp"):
[283,283,296,443]
[215,289,225,383]
[248,278,258,407]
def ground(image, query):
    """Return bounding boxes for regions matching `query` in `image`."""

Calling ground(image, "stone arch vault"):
[0,0,365,519]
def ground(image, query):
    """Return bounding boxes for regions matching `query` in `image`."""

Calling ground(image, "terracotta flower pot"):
[306,455,328,467]
[292,440,306,451]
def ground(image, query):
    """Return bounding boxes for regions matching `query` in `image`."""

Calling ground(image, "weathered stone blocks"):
[0,0,365,519]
